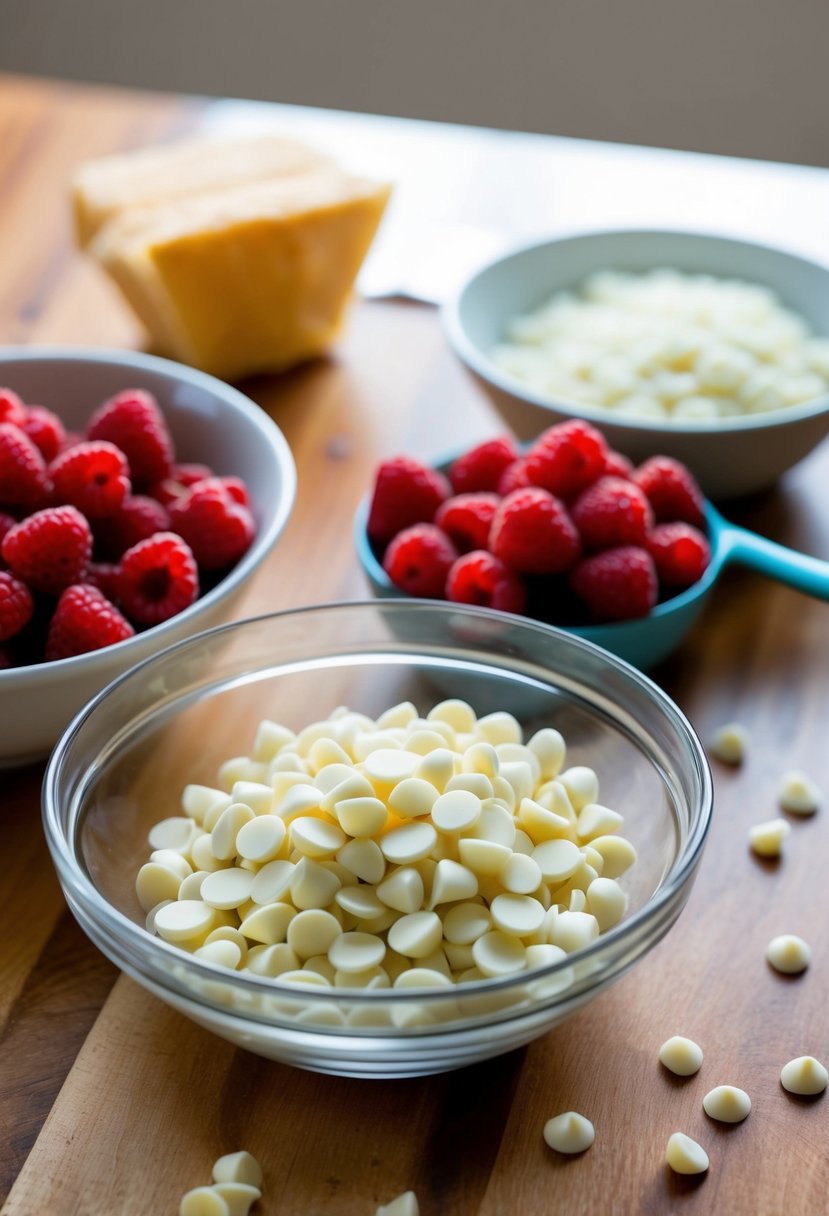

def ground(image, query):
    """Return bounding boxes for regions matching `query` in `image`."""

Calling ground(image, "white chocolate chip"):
[381,821,438,865]
[376,1190,420,1216]
[428,859,478,907]
[387,911,443,959]
[472,930,527,977]
[532,838,581,883]
[766,934,811,974]
[659,1035,703,1076]
[665,1132,709,1175]
[212,1182,261,1216]
[748,817,791,858]
[708,722,749,764]
[201,868,255,911]
[780,1055,828,1095]
[327,931,386,973]
[490,893,545,937]
[431,789,482,834]
[155,900,216,944]
[212,1151,263,1188]
[778,770,822,816]
[179,1187,231,1216]
[542,1111,595,1154]
[702,1085,751,1123]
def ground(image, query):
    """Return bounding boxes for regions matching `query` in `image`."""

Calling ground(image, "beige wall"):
[2,0,828,166]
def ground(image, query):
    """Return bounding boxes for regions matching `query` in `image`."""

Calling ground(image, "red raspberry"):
[94,494,170,560]
[647,522,711,590]
[633,456,705,527]
[148,463,215,506]
[602,449,634,479]
[167,478,256,570]
[449,437,519,494]
[0,511,16,554]
[382,523,457,598]
[45,583,135,660]
[2,505,92,595]
[119,532,199,626]
[0,422,52,510]
[0,570,34,641]
[570,546,658,623]
[0,388,26,427]
[524,420,609,500]
[446,550,527,613]
[22,405,66,462]
[85,560,123,603]
[497,457,533,496]
[433,493,499,553]
[49,440,131,519]
[86,389,175,486]
[367,457,450,547]
[489,488,581,576]
[570,476,654,552]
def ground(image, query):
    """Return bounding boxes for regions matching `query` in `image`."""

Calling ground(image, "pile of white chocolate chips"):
[136,699,636,997]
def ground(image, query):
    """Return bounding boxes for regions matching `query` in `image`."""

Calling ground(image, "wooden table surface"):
[2,72,829,1216]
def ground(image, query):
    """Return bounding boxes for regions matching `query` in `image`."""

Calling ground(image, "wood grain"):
[2,71,829,1216]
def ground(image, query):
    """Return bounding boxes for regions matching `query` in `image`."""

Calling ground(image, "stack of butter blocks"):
[73,132,392,381]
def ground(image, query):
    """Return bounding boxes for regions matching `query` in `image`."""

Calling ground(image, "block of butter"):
[74,133,391,380]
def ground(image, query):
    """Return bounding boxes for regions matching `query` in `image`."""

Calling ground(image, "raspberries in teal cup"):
[367,419,710,626]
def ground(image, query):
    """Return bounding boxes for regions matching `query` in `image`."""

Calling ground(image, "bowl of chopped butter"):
[43,601,711,1077]
[443,230,829,499]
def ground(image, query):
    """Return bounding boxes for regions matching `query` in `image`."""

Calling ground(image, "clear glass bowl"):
[43,601,712,1078]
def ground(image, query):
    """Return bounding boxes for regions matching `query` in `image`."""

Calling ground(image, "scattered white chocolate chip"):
[666,1132,709,1175]
[780,1056,828,1096]
[659,1035,703,1077]
[212,1182,261,1216]
[708,722,749,765]
[179,1187,231,1216]
[543,1111,595,1154]
[748,817,791,858]
[376,1190,420,1216]
[778,770,822,816]
[702,1085,751,1123]
[179,1151,263,1216]
[213,1152,262,1188]
[766,934,811,975]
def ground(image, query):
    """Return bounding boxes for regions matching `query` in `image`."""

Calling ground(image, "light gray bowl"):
[443,230,829,500]
[0,346,296,767]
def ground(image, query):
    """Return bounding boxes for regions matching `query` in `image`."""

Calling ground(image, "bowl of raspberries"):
[356,419,719,670]
[0,346,295,767]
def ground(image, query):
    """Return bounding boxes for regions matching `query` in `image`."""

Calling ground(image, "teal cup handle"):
[711,506,829,599]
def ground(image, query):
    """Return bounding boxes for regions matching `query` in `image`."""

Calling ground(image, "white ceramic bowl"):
[43,601,712,1078]
[0,346,296,767]
[443,230,829,500]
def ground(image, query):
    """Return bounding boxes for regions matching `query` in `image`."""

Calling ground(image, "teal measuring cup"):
[355,498,829,670]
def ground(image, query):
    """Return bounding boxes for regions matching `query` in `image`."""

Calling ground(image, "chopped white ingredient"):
[491,269,828,426]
